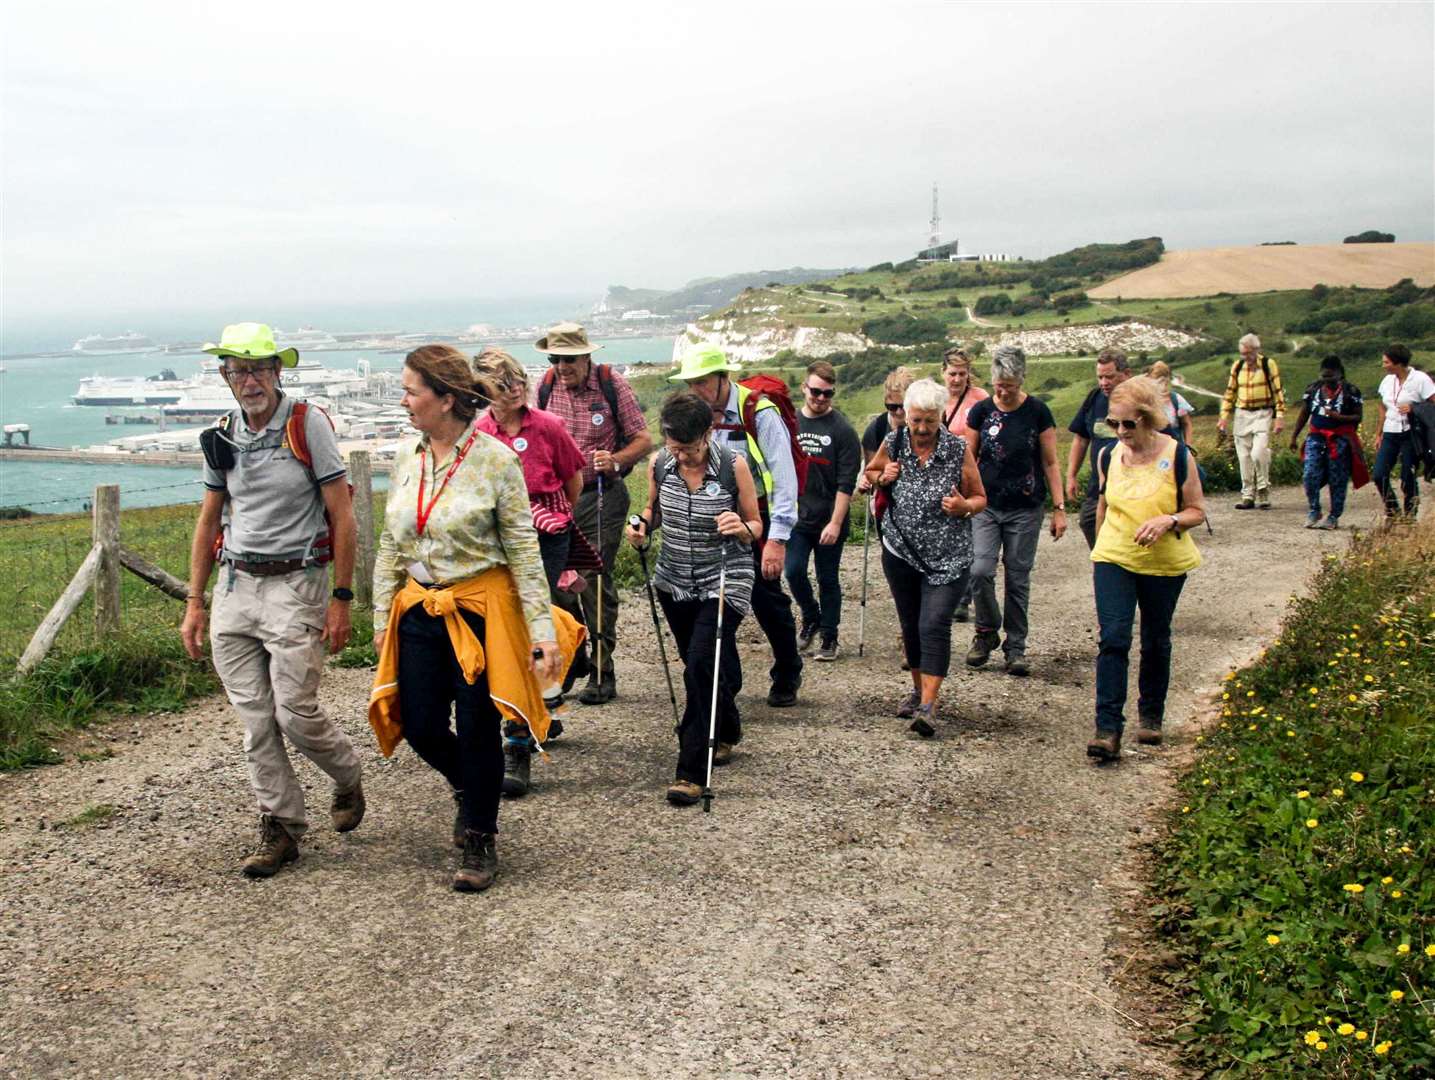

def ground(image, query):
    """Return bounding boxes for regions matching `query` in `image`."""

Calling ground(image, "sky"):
[2,0,1433,339]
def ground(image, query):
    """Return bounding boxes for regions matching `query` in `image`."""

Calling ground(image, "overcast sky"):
[3,1,1432,329]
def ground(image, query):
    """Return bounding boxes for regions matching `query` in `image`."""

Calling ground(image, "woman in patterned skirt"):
[625,392,764,805]
[862,378,987,737]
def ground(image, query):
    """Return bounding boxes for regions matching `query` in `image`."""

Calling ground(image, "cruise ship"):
[73,368,194,406]
[274,327,341,350]
[72,332,158,355]
[161,359,373,422]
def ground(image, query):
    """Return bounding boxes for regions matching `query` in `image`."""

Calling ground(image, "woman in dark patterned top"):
[862,378,987,737]
[626,392,763,806]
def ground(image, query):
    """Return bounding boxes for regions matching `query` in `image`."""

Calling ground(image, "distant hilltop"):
[592,267,855,320]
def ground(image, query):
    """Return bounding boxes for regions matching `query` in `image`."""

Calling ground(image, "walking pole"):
[594,473,605,689]
[702,553,727,814]
[634,526,681,733]
[858,493,871,658]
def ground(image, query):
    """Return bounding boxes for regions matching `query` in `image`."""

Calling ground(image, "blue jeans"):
[1373,431,1419,516]
[783,526,844,636]
[1302,434,1351,518]
[1093,562,1187,735]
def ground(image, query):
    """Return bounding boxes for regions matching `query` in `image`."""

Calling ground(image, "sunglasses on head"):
[548,354,583,365]
[885,402,904,412]
[805,385,834,399]
[1111,417,1141,431]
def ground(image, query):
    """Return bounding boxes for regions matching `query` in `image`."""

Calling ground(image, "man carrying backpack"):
[533,322,653,704]
[179,323,364,879]
[1217,332,1286,510]
[671,344,805,707]
[1066,348,1133,549]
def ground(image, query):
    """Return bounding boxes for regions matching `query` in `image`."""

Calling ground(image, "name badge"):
[591,412,606,427]
[513,437,529,452]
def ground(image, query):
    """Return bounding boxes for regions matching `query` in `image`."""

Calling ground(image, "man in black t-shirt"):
[785,361,862,660]
[1065,347,1132,549]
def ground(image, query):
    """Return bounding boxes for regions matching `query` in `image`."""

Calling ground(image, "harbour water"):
[0,336,677,513]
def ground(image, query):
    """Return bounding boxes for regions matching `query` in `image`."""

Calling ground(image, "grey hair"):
[1239,332,1261,351]
[903,377,948,416]
[990,344,1027,385]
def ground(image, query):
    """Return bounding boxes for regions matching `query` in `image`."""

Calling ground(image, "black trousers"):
[658,591,744,784]
[751,507,803,690]
[397,604,503,834]
[881,547,965,677]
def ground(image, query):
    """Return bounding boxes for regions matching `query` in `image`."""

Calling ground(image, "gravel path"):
[1,488,1360,1079]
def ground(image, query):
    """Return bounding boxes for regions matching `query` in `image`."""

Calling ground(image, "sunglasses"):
[223,366,276,385]
[885,402,904,412]
[1110,417,1141,431]
[805,385,834,399]
[548,354,584,365]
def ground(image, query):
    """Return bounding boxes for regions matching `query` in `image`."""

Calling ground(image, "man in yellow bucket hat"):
[181,322,365,878]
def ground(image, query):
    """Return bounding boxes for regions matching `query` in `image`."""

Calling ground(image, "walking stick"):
[594,473,605,689]
[702,553,727,814]
[858,493,871,658]
[634,532,681,733]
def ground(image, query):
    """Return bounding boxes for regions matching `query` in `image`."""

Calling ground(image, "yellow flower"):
[1304,1030,1321,1046]
[1390,989,1404,1001]
[1400,845,1412,853]
[1306,818,1319,828]
[1350,771,1364,782]
[1286,730,1296,737]
[1309,687,1319,695]
[1332,788,1345,797]
[1397,943,1410,954]
[1382,876,1394,884]
[1374,1040,1391,1055]
[1297,790,1310,799]
[1426,944,1435,958]
[1363,674,1374,683]
[1337,1022,1355,1035]
[1246,690,1255,698]
[1347,694,1359,703]
[1248,723,1258,731]
[1344,883,1365,893]
[1392,890,1402,898]
[1355,1030,1368,1041]
[1181,806,1190,813]
[1222,692,1230,700]
[1316,1040,1328,1051]
[1202,778,1211,786]
[1266,934,1280,945]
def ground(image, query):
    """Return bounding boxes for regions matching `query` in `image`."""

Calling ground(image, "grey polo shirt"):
[202,395,347,559]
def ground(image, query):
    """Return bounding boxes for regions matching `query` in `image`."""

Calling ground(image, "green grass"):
[61,803,118,828]
[1150,522,1435,1075]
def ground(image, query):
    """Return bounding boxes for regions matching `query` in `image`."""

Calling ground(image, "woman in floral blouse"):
[862,378,987,737]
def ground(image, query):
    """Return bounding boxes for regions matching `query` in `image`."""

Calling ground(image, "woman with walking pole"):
[625,392,763,806]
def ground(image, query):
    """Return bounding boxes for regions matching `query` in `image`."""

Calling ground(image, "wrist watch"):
[332,587,354,602]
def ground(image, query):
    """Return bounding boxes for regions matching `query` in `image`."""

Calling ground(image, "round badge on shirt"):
[1158,458,1171,471]
[820,434,832,446]
[591,413,605,427]
[513,437,529,452]
[704,480,722,497]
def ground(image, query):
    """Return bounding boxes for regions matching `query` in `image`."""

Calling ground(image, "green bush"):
[974,292,1012,316]
[861,313,948,345]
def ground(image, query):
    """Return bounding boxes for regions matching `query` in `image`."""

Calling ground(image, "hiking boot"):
[1135,721,1163,746]
[712,742,735,767]
[797,619,820,653]
[1319,516,1340,530]
[578,676,615,705]
[767,681,800,708]
[501,738,532,798]
[965,631,999,668]
[896,689,921,719]
[1086,730,1122,762]
[954,604,970,623]
[1304,511,1322,529]
[666,780,702,806]
[1257,491,1271,510]
[908,702,937,739]
[453,830,497,892]
[1234,498,1256,510]
[815,635,839,662]
[452,789,466,849]
[330,780,365,833]
[241,814,298,878]
[1004,653,1030,677]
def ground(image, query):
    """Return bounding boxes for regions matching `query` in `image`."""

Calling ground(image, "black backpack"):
[1098,439,1211,535]
[652,442,738,498]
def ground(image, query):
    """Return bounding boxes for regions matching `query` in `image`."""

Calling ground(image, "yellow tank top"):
[1091,439,1202,576]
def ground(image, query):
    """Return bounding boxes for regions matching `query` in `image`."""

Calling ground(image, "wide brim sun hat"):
[669,343,736,382]
[534,322,603,356]
[202,322,300,368]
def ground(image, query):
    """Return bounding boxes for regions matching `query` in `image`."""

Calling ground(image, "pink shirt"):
[477,406,586,499]
[945,384,990,437]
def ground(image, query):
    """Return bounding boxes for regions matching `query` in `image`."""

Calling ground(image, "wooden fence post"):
[350,451,375,610]
[93,484,120,636]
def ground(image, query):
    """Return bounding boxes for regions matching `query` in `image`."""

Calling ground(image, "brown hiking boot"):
[242,814,298,878]
[1135,723,1163,746]
[453,830,498,892]
[1086,731,1122,762]
[712,742,735,767]
[330,781,365,832]
[666,780,702,806]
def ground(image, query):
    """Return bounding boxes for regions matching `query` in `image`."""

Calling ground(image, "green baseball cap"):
[669,343,735,383]
[202,322,299,368]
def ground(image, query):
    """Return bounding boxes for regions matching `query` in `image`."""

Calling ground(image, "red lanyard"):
[416,427,479,537]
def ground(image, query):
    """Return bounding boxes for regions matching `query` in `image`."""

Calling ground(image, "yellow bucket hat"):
[669,343,735,382]
[202,322,300,368]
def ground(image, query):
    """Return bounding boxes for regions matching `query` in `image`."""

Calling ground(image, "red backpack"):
[735,374,810,496]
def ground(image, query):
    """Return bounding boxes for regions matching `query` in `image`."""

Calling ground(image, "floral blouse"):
[880,426,974,585]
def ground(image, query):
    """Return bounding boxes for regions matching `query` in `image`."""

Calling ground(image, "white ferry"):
[161,359,372,422]
[274,327,341,350]
[73,368,196,406]
[72,332,158,355]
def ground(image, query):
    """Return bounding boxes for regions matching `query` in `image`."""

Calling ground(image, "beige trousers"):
[211,568,361,837]
[1233,407,1274,500]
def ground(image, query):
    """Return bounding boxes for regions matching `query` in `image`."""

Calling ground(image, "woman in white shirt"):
[1373,344,1435,520]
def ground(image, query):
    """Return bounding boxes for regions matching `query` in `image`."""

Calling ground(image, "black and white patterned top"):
[653,439,755,614]
[880,426,974,585]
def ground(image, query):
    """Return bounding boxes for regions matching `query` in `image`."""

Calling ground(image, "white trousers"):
[1233,408,1273,500]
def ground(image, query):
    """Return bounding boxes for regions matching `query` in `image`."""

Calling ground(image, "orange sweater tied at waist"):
[367,566,585,758]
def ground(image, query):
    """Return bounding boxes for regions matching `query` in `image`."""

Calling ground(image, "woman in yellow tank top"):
[1087,377,1206,762]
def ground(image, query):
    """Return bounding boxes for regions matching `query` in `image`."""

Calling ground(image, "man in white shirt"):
[1373,343,1435,520]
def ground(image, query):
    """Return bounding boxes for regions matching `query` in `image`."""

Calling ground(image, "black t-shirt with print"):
[795,410,861,535]
[967,395,1055,511]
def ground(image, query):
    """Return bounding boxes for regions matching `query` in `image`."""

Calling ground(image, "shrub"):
[974,293,1012,316]
[1232,301,1250,315]
[1343,229,1395,243]
[1010,294,1046,316]
[861,313,948,345]
[867,261,894,273]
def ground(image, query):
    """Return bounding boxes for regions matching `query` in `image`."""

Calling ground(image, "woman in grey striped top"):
[626,392,763,806]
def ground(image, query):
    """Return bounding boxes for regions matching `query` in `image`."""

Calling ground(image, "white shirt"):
[1379,369,1435,433]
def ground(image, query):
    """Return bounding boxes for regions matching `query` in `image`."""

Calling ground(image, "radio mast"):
[927,182,941,249]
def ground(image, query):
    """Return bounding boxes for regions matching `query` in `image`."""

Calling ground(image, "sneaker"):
[578,677,616,705]
[666,780,702,806]
[815,635,839,662]
[712,742,735,767]
[1004,654,1030,677]
[965,631,999,668]
[241,814,299,878]
[453,830,497,892]
[1234,498,1256,510]
[1086,730,1122,762]
[954,604,970,623]
[330,781,365,833]
[896,689,921,719]
[451,789,466,849]
[1135,722,1163,746]
[501,739,531,798]
[908,702,936,739]
[1319,517,1340,531]
[797,619,819,653]
[1304,511,1322,529]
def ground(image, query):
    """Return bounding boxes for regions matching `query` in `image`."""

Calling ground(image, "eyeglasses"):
[1111,417,1141,431]
[223,366,275,385]
[885,402,904,412]
[548,354,584,365]
[805,385,834,399]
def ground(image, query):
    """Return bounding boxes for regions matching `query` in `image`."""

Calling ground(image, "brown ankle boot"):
[330,780,365,832]
[1135,722,1163,746]
[1086,731,1122,762]
[453,830,497,892]
[242,814,299,878]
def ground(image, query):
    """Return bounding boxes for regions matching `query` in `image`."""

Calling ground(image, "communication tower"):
[928,182,941,249]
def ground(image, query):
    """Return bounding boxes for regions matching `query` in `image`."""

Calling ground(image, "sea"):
[0,325,677,514]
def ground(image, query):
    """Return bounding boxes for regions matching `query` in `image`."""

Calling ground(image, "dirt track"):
[1,485,1381,1079]
[1088,242,1435,299]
